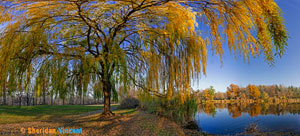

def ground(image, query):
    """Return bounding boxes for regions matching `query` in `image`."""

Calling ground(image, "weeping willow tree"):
[0,0,287,115]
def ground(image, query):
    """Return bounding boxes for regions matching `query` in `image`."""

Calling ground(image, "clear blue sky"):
[192,0,300,92]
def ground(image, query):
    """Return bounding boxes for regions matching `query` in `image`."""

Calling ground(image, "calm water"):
[195,103,300,135]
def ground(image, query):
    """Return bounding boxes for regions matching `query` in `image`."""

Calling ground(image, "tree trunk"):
[2,89,6,105]
[19,94,22,106]
[43,89,46,105]
[51,96,53,105]
[2,81,6,105]
[83,95,85,105]
[62,98,65,105]
[79,95,82,105]
[69,95,73,105]
[26,92,29,106]
[102,79,114,116]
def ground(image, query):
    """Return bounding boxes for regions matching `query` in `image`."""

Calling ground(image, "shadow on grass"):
[0,105,118,124]
[0,107,186,136]
[52,109,178,135]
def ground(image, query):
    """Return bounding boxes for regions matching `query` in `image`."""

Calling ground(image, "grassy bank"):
[0,105,204,135]
[0,105,117,124]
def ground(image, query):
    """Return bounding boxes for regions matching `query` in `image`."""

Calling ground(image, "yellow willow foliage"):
[0,0,288,103]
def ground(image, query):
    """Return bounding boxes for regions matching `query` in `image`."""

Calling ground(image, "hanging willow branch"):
[0,0,288,104]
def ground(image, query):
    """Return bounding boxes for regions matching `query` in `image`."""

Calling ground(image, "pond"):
[195,103,300,135]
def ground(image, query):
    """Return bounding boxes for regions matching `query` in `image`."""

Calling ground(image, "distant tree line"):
[0,84,135,106]
[0,87,100,106]
[195,84,300,101]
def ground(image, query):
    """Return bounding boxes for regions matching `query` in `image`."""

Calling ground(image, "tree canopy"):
[248,84,261,100]
[0,0,288,115]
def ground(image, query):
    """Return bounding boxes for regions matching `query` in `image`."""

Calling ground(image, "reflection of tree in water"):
[215,103,226,109]
[201,102,217,117]
[288,103,300,114]
[199,102,300,117]
[249,103,261,117]
[249,103,300,116]
[266,103,289,115]
[228,103,242,118]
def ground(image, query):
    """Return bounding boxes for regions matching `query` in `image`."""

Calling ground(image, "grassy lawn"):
[0,105,193,135]
[0,105,118,124]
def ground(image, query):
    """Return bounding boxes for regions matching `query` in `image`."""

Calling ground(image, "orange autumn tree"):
[203,86,215,100]
[226,84,240,99]
[248,85,261,100]
[203,89,211,100]
[0,0,288,115]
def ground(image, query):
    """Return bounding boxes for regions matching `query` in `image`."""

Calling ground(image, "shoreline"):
[198,98,300,104]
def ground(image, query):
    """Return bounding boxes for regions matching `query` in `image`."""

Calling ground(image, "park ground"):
[0,105,205,136]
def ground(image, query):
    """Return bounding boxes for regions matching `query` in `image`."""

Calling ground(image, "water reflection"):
[198,102,300,118]
[202,102,216,117]
[196,102,300,135]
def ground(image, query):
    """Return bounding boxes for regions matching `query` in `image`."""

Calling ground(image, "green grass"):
[0,105,117,124]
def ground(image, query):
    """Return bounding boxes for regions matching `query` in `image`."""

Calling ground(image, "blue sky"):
[192,0,300,92]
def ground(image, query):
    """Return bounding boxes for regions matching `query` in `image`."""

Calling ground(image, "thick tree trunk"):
[102,80,114,116]
[62,99,65,105]
[103,90,113,115]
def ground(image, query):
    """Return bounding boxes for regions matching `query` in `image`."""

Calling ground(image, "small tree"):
[208,86,215,100]
[261,92,269,101]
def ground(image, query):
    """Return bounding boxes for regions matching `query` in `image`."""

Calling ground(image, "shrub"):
[119,97,140,109]
[140,96,198,124]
